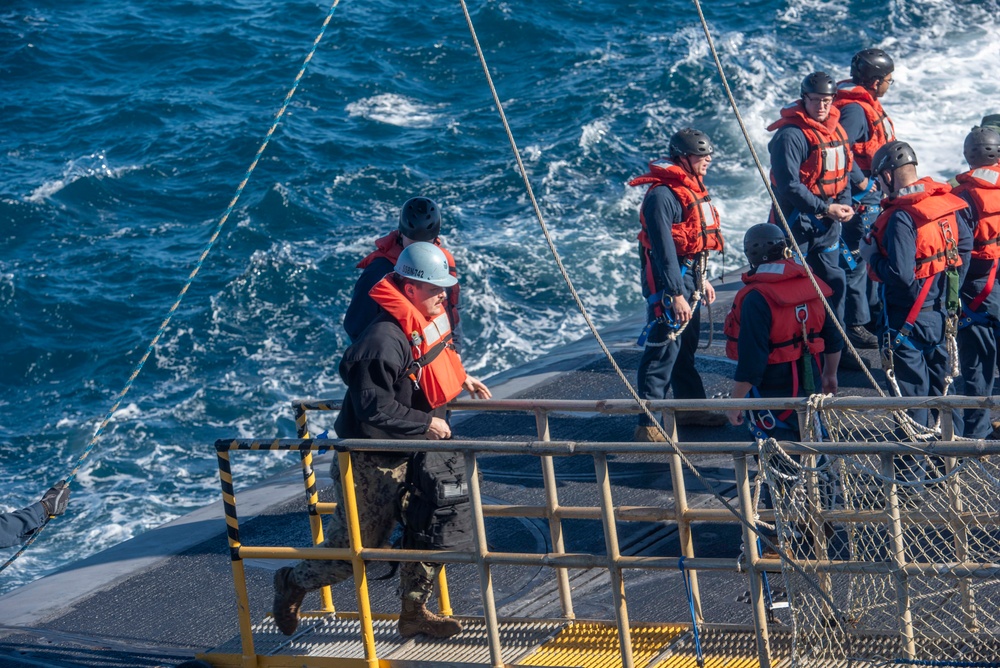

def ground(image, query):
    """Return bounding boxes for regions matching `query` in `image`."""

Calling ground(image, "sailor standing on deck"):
[724,224,842,439]
[766,72,855,330]
[833,49,897,352]
[858,141,972,429]
[272,242,490,639]
[952,127,1000,438]
[344,196,463,352]
[628,128,727,441]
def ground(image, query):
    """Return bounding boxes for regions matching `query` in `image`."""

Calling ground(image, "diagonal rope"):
[457,0,848,621]
[0,0,343,576]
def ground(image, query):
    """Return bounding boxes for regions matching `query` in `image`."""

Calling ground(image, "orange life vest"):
[832,82,895,174]
[953,165,1000,261]
[724,259,831,364]
[869,177,966,282]
[628,162,723,294]
[368,276,467,409]
[359,230,461,326]
[767,101,852,199]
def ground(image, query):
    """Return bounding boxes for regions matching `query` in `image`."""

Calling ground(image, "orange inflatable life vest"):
[724,259,831,365]
[869,177,966,281]
[832,82,895,174]
[954,165,1000,261]
[359,230,462,328]
[368,276,467,409]
[767,101,852,199]
[629,162,723,297]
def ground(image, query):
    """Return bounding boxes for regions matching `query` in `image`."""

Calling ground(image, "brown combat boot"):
[272,566,307,635]
[398,599,463,638]
[633,425,666,442]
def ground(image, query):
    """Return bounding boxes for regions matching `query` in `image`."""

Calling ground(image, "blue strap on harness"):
[636,262,695,346]
[851,176,878,203]
[678,556,704,666]
[957,306,1000,334]
[795,209,857,270]
[744,387,795,440]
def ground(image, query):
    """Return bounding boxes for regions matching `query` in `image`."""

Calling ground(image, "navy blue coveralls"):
[838,103,882,326]
[868,202,972,429]
[768,125,852,326]
[954,188,1000,439]
[0,502,46,549]
[636,185,711,427]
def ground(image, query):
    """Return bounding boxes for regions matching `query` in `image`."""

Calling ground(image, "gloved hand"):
[858,237,877,263]
[40,481,70,517]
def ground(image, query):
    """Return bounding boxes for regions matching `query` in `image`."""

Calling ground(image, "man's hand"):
[822,372,839,396]
[671,295,693,324]
[827,203,855,223]
[726,409,744,426]
[462,376,491,399]
[40,481,70,517]
[702,281,716,305]
[426,417,452,440]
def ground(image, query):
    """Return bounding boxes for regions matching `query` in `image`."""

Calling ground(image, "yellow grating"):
[650,627,792,668]
[519,621,687,668]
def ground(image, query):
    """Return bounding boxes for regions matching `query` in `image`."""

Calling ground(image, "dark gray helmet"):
[668,128,714,160]
[871,140,918,175]
[801,71,836,98]
[399,197,441,242]
[744,224,788,266]
[851,49,894,85]
[965,127,1000,168]
[979,114,1000,135]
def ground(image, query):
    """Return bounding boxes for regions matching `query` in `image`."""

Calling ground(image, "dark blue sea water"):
[2,0,997,593]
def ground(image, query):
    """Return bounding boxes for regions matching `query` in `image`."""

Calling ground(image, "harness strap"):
[893,276,936,348]
[967,259,999,313]
[403,332,454,387]
[852,176,877,203]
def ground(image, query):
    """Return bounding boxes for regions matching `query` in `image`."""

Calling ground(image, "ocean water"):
[1,0,998,593]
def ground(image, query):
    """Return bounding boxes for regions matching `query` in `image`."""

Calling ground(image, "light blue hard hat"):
[394,242,457,288]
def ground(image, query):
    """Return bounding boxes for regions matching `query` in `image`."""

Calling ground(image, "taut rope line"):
[0,0,343,575]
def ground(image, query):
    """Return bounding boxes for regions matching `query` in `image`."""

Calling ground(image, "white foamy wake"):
[345,93,443,128]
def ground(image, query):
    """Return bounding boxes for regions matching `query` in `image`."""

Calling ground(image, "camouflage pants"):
[290,451,439,604]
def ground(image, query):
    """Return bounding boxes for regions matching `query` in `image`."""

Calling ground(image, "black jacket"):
[334,312,447,441]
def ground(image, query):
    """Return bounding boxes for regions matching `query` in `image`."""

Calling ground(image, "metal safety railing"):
[210,395,1000,668]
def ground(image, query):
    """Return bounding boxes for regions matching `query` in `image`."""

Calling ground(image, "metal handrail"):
[214,433,1000,668]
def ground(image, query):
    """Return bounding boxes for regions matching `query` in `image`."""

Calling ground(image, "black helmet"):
[964,127,1000,168]
[668,128,714,160]
[398,197,441,242]
[851,49,894,85]
[871,140,918,176]
[979,114,1000,135]
[800,71,836,98]
[743,224,788,267]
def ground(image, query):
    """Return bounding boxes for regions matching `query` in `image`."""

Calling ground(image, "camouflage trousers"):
[290,451,439,604]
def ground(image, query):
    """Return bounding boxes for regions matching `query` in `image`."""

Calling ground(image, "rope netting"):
[757,412,1000,667]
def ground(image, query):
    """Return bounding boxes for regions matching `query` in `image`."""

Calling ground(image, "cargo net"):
[756,401,1000,668]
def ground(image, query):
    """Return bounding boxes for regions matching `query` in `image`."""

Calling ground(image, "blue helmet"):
[394,242,457,288]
